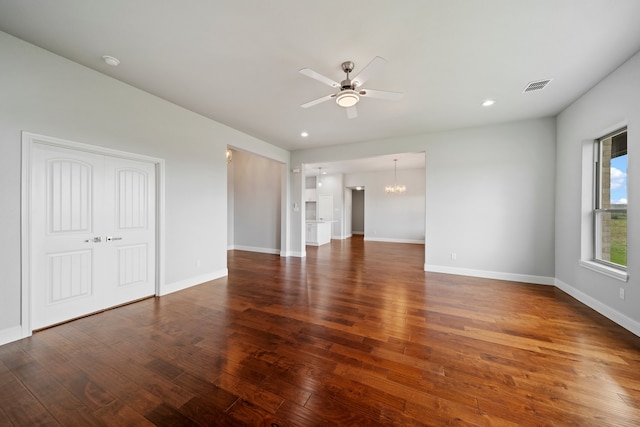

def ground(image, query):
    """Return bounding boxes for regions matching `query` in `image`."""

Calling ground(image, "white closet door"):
[103,156,156,308]
[31,144,156,329]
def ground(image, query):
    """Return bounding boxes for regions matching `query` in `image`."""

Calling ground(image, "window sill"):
[579,260,629,282]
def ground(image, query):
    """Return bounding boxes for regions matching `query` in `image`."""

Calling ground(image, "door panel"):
[31,144,155,329]
[116,168,148,229]
[104,157,156,308]
[48,160,92,233]
[48,250,92,302]
[117,244,148,287]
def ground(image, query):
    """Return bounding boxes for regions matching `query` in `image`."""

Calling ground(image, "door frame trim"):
[21,132,165,338]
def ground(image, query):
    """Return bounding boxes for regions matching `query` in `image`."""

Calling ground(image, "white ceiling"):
[1,0,640,156]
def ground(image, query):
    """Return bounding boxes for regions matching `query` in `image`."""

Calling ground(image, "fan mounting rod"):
[340,61,355,90]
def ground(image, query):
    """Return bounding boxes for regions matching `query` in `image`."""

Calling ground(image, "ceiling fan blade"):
[299,68,340,88]
[346,105,358,119]
[351,56,387,87]
[301,93,335,108]
[359,88,404,101]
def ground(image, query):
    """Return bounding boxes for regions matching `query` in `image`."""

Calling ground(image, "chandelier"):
[385,159,406,194]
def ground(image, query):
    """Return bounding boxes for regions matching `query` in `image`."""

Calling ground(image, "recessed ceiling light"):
[102,55,120,67]
[482,99,495,107]
[300,131,309,137]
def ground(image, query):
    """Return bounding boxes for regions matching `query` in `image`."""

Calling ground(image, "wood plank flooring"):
[1,236,639,426]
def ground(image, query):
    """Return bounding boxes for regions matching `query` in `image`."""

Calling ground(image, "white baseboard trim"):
[0,325,26,346]
[423,264,555,286]
[331,235,349,240]
[555,278,640,337]
[306,241,331,247]
[365,237,425,244]
[281,250,306,257]
[160,269,228,296]
[230,245,305,257]
[352,231,364,235]
[231,245,280,255]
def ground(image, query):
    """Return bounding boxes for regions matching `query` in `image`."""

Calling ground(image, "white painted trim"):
[231,245,280,255]
[555,278,640,337]
[227,245,307,258]
[365,237,425,244]
[578,260,628,282]
[282,250,306,257]
[20,132,166,341]
[24,132,165,163]
[352,231,364,235]
[21,139,33,340]
[423,264,555,286]
[160,269,228,296]
[280,162,291,258]
[156,159,166,298]
[0,326,24,346]
[331,235,350,240]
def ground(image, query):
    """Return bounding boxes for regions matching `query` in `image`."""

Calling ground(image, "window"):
[594,128,627,268]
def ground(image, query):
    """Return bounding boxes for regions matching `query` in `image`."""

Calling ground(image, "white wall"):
[423,122,556,282]
[231,150,282,253]
[0,32,288,344]
[555,49,640,334]
[291,117,557,283]
[345,169,425,243]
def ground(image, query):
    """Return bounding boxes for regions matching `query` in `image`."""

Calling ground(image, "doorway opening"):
[351,187,365,236]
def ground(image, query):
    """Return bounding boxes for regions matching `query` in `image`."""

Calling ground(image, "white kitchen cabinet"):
[306,221,331,246]
[306,222,317,243]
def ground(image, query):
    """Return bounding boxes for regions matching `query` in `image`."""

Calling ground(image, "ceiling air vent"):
[523,79,552,93]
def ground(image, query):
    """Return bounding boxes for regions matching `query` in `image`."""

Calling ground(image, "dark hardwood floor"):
[1,236,639,426]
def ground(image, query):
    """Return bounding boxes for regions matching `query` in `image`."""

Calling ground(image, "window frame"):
[592,127,627,271]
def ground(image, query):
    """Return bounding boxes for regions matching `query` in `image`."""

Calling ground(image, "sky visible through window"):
[611,154,628,205]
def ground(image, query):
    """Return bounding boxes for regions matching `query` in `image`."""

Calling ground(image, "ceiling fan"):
[299,56,403,119]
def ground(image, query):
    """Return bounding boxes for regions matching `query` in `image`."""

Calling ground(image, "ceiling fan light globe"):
[336,90,360,108]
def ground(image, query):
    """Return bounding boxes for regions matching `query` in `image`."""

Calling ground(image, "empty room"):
[0,1,639,425]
